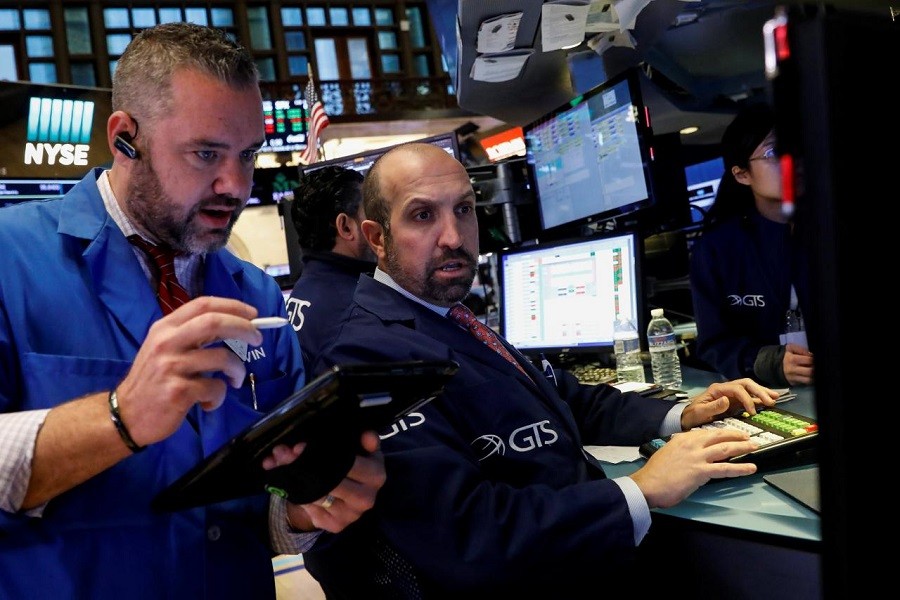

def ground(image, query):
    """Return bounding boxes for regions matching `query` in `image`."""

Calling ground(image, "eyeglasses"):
[748,146,777,162]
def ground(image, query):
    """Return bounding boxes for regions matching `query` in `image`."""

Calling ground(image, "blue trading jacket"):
[0,169,305,599]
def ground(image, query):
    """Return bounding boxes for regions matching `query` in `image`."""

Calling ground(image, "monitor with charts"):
[497,229,644,359]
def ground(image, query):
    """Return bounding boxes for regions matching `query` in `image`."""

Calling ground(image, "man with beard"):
[302,142,780,597]
[287,166,376,370]
[0,23,384,599]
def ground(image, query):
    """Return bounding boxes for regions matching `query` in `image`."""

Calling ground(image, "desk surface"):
[599,366,820,544]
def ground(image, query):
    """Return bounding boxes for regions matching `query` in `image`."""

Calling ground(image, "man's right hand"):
[110,296,264,447]
[629,428,759,509]
[25,297,267,508]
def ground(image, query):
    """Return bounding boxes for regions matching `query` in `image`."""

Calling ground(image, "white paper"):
[469,49,533,83]
[613,0,654,30]
[541,1,591,52]
[585,1,620,33]
[584,445,642,463]
[611,380,658,394]
[477,12,523,54]
[586,28,636,56]
[223,338,248,362]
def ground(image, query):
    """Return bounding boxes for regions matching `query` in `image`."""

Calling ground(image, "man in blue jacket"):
[302,142,780,596]
[287,165,375,370]
[0,23,383,599]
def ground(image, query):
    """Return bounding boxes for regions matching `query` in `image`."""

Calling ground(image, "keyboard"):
[568,364,617,385]
[639,406,818,465]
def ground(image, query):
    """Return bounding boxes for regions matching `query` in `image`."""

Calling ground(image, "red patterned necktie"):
[128,235,192,314]
[448,304,528,376]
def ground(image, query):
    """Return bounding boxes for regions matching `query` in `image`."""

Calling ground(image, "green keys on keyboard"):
[639,406,818,465]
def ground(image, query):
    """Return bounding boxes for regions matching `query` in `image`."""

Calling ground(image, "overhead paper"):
[541,0,591,52]
[476,12,524,54]
[470,49,533,83]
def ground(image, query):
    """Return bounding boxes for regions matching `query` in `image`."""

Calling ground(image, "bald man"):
[302,143,778,596]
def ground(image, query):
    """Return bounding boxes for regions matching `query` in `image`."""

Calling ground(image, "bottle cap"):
[651,308,664,318]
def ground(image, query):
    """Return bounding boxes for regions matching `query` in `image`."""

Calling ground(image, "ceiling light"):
[561,42,581,50]
[679,126,700,135]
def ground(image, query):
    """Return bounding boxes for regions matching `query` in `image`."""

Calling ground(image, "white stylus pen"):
[251,317,290,329]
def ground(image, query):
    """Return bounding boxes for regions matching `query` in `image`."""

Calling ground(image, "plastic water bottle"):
[646,308,682,389]
[613,316,645,383]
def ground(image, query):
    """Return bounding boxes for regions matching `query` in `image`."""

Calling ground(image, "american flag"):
[299,73,330,165]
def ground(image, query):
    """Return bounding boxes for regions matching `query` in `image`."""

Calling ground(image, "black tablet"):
[152,360,459,511]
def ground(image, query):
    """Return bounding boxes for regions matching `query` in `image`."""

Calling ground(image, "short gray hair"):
[112,22,259,124]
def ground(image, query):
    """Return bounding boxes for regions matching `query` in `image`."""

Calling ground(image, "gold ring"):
[320,494,336,509]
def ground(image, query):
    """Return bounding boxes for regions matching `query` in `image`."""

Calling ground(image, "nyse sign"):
[21,97,95,168]
[24,143,90,166]
[0,82,114,179]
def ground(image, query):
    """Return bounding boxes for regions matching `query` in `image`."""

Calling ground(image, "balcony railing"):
[259,76,458,119]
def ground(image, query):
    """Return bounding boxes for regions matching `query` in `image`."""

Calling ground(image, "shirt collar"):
[373,267,455,317]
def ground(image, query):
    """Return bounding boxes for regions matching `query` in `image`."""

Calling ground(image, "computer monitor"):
[0,178,80,208]
[259,97,308,154]
[497,229,644,359]
[300,131,460,177]
[248,165,302,206]
[684,156,725,224]
[522,68,655,239]
[228,166,302,287]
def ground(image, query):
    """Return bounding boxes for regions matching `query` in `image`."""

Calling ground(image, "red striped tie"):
[448,304,528,376]
[128,235,192,314]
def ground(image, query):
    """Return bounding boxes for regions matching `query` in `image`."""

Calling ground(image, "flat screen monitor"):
[0,178,80,208]
[229,166,301,286]
[248,165,302,206]
[498,230,643,358]
[300,131,460,177]
[259,97,308,154]
[684,156,725,224]
[522,68,655,237]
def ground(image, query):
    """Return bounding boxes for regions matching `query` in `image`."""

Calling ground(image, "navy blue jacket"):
[303,274,675,596]
[286,251,374,370]
[690,213,809,383]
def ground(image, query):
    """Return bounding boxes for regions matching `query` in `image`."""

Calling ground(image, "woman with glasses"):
[689,102,814,387]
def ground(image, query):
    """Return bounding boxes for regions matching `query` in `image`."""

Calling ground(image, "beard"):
[125,153,243,254]
[384,233,477,306]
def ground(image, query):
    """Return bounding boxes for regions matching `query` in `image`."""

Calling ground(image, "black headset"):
[114,132,139,160]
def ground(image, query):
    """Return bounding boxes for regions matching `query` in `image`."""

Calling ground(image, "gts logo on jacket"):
[380,412,427,439]
[471,420,559,461]
[727,294,766,307]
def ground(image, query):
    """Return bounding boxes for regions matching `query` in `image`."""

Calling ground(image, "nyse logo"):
[727,294,766,307]
[471,420,559,461]
[23,97,95,166]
